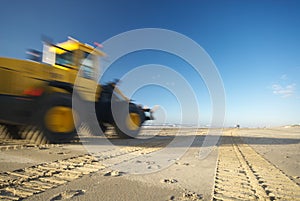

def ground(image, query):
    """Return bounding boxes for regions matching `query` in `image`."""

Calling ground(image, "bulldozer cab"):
[42,37,105,101]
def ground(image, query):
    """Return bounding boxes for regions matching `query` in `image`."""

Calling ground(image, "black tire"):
[0,124,21,139]
[6,125,22,139]
[114,103,145,139]
[18,124,48,144]
[37,93,78,143]
[99,122,107,133]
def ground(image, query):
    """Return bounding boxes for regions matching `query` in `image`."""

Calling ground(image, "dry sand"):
[0,127,299,201]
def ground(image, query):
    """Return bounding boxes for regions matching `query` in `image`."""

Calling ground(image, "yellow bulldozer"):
[0,37,152,144]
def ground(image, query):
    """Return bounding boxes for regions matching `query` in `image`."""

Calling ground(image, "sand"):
[0,127,299,201]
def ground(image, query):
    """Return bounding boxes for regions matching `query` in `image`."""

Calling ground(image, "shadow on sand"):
[74,133,300,148]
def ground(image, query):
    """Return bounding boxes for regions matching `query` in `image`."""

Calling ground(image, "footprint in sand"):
[135,160,161,170]
[168,191,202,201]
[182,191,203,200]
[147,164,161,169]
[175,162,190,166]
[50,189,85,200]
[161,178,178,184]
[103,170,123,177]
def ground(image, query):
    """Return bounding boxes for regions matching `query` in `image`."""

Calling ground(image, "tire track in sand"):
[213,130,300,201]
[0,137,171,200]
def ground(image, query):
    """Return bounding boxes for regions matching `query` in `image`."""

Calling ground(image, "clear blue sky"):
[1,0,299,127]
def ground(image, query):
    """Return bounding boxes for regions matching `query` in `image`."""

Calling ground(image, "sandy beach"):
[0,127,299,201]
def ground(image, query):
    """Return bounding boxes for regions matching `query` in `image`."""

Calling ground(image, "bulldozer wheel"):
[6,125,22,139]
[0,124,22,139]
[99,122,107,133]
[114,103,145,139]
[38,93,78,143]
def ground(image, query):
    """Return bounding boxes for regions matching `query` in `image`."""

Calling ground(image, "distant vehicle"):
[0,37,153,143]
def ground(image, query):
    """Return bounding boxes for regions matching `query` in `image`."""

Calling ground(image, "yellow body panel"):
[0,58,49,96]
[56,39,105,56]
[0,38,105,101]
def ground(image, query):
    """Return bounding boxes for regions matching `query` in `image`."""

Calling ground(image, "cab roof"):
[53,37,106,56]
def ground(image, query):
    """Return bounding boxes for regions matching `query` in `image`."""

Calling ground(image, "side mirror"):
[42,43,55,65]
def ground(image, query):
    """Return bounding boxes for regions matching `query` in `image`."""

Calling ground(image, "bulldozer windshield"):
[55,51,74,67]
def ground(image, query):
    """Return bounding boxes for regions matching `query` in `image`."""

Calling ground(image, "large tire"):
[114,103,145,139]
[6,125,22,139]
[0,124,22,139]
[99,122,107,133]
[38,93,78,143]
